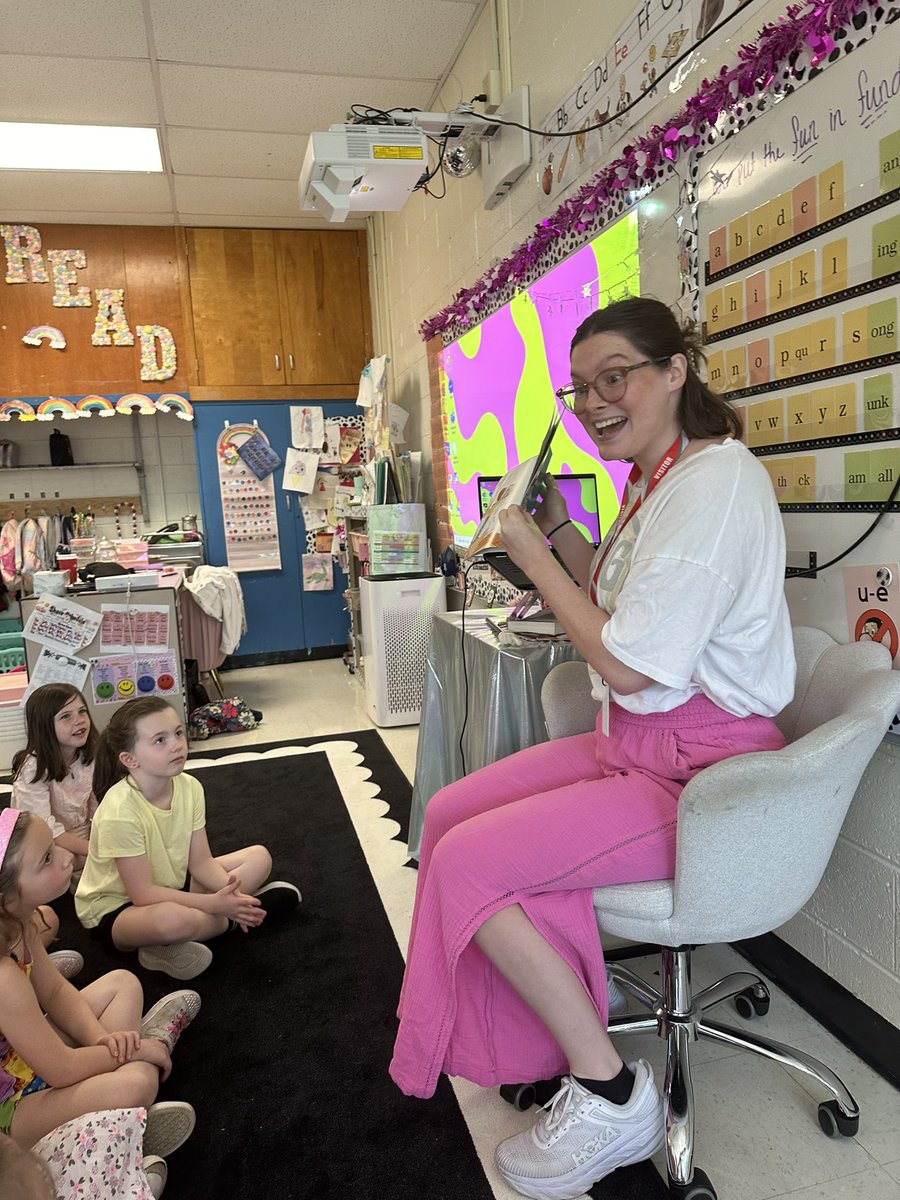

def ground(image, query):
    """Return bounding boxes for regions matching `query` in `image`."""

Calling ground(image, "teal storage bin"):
[0,645,26,672]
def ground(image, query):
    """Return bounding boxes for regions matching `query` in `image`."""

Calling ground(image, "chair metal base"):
[608,947,860,1192]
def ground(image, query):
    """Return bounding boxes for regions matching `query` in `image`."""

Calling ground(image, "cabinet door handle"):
[288,353,295,371]
[275,353,281,371]
[286,493,291,510]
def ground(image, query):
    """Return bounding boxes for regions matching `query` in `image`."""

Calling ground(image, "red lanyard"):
[590,433,684,603]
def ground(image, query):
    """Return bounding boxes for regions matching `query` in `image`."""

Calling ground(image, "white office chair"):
[539,630,900,1200]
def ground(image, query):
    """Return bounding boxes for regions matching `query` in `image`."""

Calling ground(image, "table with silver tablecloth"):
[408,610,583,858]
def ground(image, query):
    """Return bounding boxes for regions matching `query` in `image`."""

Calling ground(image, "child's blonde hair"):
[92,697,178,801]
[12,684,98,784]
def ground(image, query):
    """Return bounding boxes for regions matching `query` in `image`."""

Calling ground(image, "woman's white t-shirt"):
[589,438,795,717]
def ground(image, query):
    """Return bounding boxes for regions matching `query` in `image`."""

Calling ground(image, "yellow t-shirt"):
[74,773,206,929]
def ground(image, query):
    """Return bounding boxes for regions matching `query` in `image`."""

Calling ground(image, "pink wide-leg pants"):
[390,694,785,1098]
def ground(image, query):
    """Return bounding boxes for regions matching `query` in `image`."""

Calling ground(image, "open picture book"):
[464,412,561,561]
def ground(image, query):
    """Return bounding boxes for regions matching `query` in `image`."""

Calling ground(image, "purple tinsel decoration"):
[419,0,877,342]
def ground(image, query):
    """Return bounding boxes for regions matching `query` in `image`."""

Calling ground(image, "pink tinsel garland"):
[420,0,877,342]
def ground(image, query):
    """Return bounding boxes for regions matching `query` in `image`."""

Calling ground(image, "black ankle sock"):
[574,1063,635,1105]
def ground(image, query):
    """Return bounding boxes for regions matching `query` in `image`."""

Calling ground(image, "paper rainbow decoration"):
[115,393,156,415]
[75,395,116,417]
[21,325,67,350]
[35,398,78,421]
[0,400,37,421]
[154,393,194,421]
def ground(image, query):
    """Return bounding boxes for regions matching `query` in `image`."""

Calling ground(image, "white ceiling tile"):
[150,0,480,78]
[0,0,149,57]
[168,128,308,179]
[0,171,173,214]
[173,175,305,218]
[178,211,367,230]
[0,56,159,124]
[158,63,435,133]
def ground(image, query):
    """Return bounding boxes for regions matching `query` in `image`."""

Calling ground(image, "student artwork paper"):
[320,420,343,465]
[23,593,101,653]
[290,405,325,449]
[21,648,90,706]
[100,604,170,654]
[302,553,333,591]
[299,499,329,531]
[282,448,320,493]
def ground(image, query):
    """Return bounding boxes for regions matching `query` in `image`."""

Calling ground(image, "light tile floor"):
[212,658,900,1200]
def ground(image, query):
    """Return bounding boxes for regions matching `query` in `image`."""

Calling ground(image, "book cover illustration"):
[464,413,560,561]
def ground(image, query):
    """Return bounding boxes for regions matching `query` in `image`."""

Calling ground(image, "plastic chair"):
[539,629,900,1200]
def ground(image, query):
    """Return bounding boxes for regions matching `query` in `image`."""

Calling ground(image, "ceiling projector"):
[299,124,429,223]
[299,90,532,223]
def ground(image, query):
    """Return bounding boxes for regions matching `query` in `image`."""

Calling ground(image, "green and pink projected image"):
[439,213,640,550]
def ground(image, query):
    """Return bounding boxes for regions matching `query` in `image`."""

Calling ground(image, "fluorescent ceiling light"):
[0,123,163,172]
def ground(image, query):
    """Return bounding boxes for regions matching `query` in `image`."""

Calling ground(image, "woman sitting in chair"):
[390,297,796,1200]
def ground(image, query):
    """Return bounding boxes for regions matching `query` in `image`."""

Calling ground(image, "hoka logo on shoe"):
[571,1126,620,1165]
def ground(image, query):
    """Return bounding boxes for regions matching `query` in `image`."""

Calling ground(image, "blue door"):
[193,400,352,659]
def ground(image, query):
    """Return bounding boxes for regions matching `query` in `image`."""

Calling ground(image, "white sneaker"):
[138,942,212,981]
[140,990,201,1054]
[49,949,84,980]
[144,1102,196,1159]
[143,1155,167,1199]
[607,971,628,1017]
[495,1060,664,1199]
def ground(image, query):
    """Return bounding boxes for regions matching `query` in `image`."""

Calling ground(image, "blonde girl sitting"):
[0,806,197,1154]
[75,697,300,981]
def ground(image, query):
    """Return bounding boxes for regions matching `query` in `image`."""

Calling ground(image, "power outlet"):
[482,69,502,111]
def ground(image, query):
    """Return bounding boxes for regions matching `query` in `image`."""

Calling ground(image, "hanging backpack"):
[49,428,74,466]
[0,517,21,592]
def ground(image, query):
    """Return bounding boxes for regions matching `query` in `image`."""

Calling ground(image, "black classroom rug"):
[5,730,668,1200]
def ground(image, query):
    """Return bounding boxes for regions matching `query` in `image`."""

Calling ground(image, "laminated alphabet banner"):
[538,0,768,198]
[696,31,900,511]
[216,423,282,573]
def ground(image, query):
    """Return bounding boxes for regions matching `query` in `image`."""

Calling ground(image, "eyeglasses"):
[555,357,671,412]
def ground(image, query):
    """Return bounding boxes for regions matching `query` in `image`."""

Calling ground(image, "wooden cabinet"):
[185,227,373,398]
[0,225,193,398]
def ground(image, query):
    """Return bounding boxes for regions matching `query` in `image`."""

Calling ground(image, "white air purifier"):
[359,575,447,727]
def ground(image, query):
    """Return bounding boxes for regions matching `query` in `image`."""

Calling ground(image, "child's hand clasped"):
[215,873,264,931]
[97,1029,140,1062]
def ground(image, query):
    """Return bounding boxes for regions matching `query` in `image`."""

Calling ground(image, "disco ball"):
[444,136,481,178]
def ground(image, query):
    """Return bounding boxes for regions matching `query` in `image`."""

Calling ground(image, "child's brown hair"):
[92,697,177,801]
[12,684,98,785]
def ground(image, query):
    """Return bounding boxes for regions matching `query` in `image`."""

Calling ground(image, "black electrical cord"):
[789,473,900,579]
[458,564,472,777]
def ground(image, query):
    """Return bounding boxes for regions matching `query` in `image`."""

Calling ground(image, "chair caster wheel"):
[817,1099,859,1137]
[669,1166,717,1199]
[499,1083,535,1110]
[734,983,770,1018]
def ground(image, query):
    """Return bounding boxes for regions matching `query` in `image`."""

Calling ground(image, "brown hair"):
[12,684,98,785]
[92,697,178,801]
[0,811,33,955]
[570,296,743,440]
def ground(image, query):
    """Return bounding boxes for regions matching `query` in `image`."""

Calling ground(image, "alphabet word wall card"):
[696,26,899,513]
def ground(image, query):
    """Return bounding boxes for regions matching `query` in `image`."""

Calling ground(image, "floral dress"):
[33,1107,156,1199]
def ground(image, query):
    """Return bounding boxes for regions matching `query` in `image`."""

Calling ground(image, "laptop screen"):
[477,473,602,546]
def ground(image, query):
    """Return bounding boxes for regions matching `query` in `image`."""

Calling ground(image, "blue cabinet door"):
[193,400,352,658]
